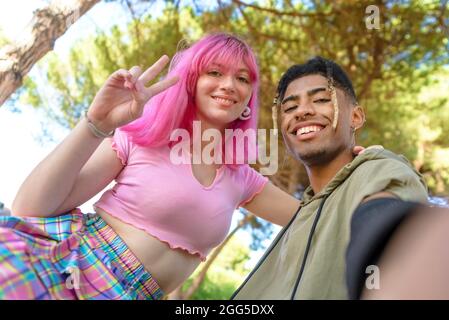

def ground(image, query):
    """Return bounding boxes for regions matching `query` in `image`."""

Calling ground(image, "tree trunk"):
[168,213,254,300]
[0,0,100,106]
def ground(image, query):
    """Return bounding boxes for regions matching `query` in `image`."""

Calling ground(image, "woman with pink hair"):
[1,33,299,300]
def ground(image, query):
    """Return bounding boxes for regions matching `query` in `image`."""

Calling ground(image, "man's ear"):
[351,105,366,130]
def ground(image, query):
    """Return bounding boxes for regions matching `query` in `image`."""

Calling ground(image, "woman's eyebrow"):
[210,63,249,74]
[237,68,250,74]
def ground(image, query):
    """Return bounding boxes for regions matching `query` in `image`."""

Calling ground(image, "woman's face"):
[195,61,253,130]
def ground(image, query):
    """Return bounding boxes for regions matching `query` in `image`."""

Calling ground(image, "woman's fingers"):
[353,146,365,155]
[146,76,179,97]
[138,55,170,85]
[124,66,142,90]
[128,76,178,121]
[112,69,132,82]
[107,58,176,122]
[129,66,143,78]
[354,145,384,156]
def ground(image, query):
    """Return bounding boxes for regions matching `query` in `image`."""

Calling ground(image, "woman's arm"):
[12,121,120,217]
[243,182,300,227]
[12,57,178,217]
[51,136,125,216]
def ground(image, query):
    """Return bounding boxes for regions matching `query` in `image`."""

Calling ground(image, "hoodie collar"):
[301,146,426,206]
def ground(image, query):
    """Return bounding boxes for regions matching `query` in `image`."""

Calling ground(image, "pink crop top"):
[94,129,268,261]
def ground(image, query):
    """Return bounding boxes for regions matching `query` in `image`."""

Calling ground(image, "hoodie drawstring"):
[230,204,302,300]
[230,196,327,300]
[290,196,327,299]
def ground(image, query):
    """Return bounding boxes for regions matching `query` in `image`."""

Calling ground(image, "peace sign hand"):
[87,55,179,133]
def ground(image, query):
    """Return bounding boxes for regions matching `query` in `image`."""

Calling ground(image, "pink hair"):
[121,33,260,166]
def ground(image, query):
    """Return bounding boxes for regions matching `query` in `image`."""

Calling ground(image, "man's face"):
[280,74,355,166]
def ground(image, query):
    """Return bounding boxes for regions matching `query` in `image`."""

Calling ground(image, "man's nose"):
[294,100,316,120]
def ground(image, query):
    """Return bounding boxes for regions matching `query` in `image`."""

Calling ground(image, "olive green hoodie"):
[233,147,428,300]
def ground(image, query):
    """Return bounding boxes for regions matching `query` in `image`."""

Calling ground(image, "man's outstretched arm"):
[346,198,449,299]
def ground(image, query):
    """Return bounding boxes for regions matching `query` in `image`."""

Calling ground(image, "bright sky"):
[0,1,277,265]
[0,0,128,212]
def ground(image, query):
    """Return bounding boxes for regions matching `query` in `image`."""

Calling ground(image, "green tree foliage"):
[177,236,251,300]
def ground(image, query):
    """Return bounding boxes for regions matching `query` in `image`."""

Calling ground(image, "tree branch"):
[231,0,330,18]
[438,0,449,39]
[235,5,303,43]
[0,0,100,106]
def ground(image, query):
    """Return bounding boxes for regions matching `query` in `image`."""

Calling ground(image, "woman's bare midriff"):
[94,207,201,295]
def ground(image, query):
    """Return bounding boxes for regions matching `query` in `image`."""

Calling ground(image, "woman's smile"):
[211,95,237,107]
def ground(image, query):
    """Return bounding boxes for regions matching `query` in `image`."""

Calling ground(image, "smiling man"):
[231,56,429,299]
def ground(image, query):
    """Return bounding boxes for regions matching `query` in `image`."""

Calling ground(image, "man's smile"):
[289,121,327,141]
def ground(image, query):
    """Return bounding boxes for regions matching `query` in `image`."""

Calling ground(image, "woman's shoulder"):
[226,163,264,179]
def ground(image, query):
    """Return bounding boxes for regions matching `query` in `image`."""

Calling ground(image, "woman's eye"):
[208,70,221,77]
[314,99,331,103]
[238,76,250,83]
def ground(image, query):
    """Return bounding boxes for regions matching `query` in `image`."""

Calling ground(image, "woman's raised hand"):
[86,55,179,133]
[353,145,384,156]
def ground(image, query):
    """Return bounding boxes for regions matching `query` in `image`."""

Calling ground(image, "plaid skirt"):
[0,209,164,300]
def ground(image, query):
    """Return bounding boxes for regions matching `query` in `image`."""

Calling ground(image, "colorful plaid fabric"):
[0,209,164,300]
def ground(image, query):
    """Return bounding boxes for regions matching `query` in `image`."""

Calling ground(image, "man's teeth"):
[297,126,323,135]
[213,97,235,105]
